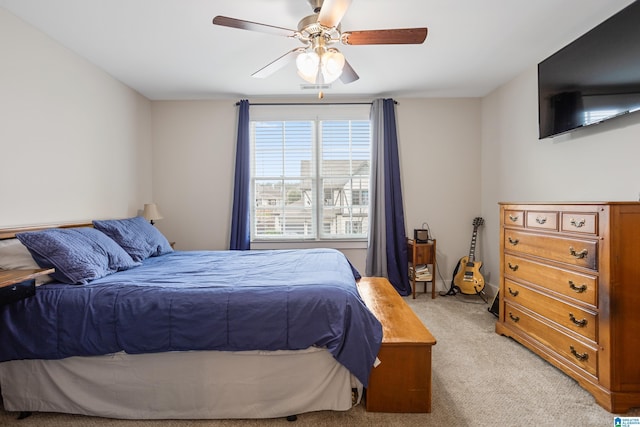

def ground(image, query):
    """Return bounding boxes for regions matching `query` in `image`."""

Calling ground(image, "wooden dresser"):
[496,202,640,413]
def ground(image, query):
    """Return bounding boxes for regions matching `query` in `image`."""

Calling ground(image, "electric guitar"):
[453,217,485,295]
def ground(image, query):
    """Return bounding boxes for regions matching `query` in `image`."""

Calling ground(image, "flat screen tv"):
[538,1,640,139]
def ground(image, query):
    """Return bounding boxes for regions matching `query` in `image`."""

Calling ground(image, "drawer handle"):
[509,214,519,222]
[508,237,519,245]
[536,216,547,224]
[507,263,519,272]
[568,281,587,293]
[508,287,519,297]
[569,346,589,362]
[568,247,588,259]
[569,313,588,327]
[508,312,520,322]
[570,218,586,228]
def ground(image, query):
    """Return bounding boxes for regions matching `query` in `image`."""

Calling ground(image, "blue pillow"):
[93,216,173,262]
[16,227,140,284]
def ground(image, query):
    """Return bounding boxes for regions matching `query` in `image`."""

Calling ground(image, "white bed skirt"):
[0,347,362,419]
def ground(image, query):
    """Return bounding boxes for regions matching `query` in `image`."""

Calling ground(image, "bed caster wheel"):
[286,415,298,422]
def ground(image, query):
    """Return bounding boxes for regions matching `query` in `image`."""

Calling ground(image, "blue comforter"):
[0,249,382,386]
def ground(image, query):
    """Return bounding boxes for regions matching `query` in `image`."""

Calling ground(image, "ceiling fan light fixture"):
[213,1,427,86]
[296,50,321,83]
[320,49,345,84]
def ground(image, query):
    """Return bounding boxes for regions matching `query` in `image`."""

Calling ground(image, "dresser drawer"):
[504,209,524,227]
[561,212,598,235]
[503,254,597,307]
[504,303,598,376]
[526,211,558,231]
[504,230,598,270]
[504,280,597,342]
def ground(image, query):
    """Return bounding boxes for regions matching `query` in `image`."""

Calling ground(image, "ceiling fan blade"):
[212,16,297,38]
[252,48,305,79]
[340,59,359,84]
[317,0,352,28]
[342,28,428,45]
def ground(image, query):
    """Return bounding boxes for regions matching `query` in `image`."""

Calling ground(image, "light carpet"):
[1,291,638,426]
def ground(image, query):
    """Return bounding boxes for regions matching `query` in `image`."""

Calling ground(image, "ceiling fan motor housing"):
[307,0,324,13]
[297,14,341,42]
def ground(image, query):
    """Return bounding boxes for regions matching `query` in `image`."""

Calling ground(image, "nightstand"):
[0,268,54,306]
[407,239,436,299]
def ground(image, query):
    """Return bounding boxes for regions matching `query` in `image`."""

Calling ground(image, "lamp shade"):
[296,51,320,83]
[142,203,163,222]
[295,47,346,85]
[320,49,345,84]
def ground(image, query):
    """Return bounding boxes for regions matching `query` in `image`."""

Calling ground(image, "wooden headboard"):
[0,222,93,240]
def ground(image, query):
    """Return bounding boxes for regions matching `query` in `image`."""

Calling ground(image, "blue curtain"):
[366,99,410,295]
[229,99,250,250]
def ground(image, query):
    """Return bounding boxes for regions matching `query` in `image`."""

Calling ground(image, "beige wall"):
[480,66,640,295]
[150,100,236,251]
[397,98,482,289]
[150,98,482,283]
[0,8,153,227]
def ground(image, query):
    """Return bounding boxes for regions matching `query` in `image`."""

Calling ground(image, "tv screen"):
[538,1,640,139]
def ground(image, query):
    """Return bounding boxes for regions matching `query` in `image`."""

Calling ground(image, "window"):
[583,109,622,126]
[250,108,371,241]
[352,189,369,206]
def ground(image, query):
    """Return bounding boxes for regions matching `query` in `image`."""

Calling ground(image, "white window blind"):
[250,107,371,241]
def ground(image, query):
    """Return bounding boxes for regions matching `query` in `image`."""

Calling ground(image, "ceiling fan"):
[212,0,428,87]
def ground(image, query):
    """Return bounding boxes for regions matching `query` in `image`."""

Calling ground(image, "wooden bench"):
[357,277,437,413]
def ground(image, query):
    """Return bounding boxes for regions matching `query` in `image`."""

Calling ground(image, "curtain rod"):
[235,101,397,106]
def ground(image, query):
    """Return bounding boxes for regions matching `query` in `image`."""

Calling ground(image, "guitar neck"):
[467,228,478,262]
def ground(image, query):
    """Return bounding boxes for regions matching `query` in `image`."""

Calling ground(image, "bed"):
[0,218,383,419]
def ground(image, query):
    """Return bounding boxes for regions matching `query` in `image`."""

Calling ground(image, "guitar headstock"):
[472,217,485,228]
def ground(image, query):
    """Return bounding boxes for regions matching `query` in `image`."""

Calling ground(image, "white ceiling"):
[0,0,635,100]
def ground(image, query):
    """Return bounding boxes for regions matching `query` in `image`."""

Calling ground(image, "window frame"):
[248,104,371,244]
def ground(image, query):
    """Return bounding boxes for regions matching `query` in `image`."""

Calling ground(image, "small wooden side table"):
[407,238,436,299]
